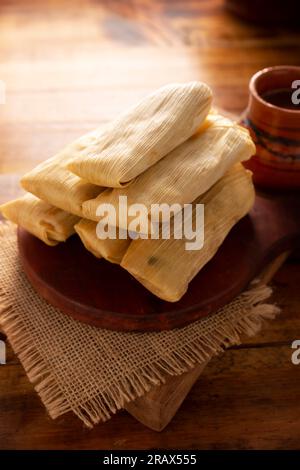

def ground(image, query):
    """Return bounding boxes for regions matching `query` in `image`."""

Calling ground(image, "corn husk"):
[67,82,212,187]
[21,154,103,217]
[121,164,255,302]
[0,193,79,246]
[74,219,130,264]
[82,113,256,230]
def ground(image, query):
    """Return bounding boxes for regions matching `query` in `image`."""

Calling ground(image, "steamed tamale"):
[67,82,212,187]
[121,164,255,302]
[74,219,130,264]
[21,154,103,217]
[0,193,79,246]
[82,113,255,230]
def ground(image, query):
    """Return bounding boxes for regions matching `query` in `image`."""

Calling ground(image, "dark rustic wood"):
[1,0,300,449]
[125,362,209,431]
[17,193,300,331]
[1,279,300,449]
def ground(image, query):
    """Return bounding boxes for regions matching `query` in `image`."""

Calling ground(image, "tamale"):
[82,113,256,230]
[0,193,79,246]
[121,164,255,302]
[67,82,212,187]
[74,219,130,264]
[21,153,103,217]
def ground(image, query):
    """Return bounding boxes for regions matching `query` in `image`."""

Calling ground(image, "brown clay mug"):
[242,66,300,189]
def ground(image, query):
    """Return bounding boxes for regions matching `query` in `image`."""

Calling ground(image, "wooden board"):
[17,192,300,331]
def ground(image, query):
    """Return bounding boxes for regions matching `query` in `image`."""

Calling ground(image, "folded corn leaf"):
[21,154,103,217]
[74,219,130,264]
[121,164,255,302]
[67,82,212,187]
[0,193,79,246]
[82,113,255,230]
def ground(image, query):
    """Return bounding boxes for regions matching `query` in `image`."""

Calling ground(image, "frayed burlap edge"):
[0,222,280,427]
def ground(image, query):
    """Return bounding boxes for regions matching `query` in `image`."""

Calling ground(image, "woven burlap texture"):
[0,222,279,427]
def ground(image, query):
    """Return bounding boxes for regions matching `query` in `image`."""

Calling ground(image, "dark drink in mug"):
[242,66,300,189]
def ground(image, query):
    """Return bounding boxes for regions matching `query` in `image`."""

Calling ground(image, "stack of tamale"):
[0,82,256,302]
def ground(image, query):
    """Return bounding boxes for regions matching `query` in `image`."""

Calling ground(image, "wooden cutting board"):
[18,190,300,332]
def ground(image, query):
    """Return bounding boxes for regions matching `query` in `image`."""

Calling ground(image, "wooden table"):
[1,0,300,449]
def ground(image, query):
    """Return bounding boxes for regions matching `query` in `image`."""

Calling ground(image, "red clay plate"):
[17,193,300,331]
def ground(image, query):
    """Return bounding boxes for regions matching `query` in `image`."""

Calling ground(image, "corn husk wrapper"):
[74,219,130,264]
[21,154,103,217]
[67,82,212,187]
[82,113,256,230]
[121,164,255,302]
[0,193,79,246]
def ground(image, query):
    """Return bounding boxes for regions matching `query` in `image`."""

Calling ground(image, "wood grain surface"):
[0,0,300,449]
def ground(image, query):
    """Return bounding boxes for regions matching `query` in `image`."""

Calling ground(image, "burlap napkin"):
[0,222,279,427]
